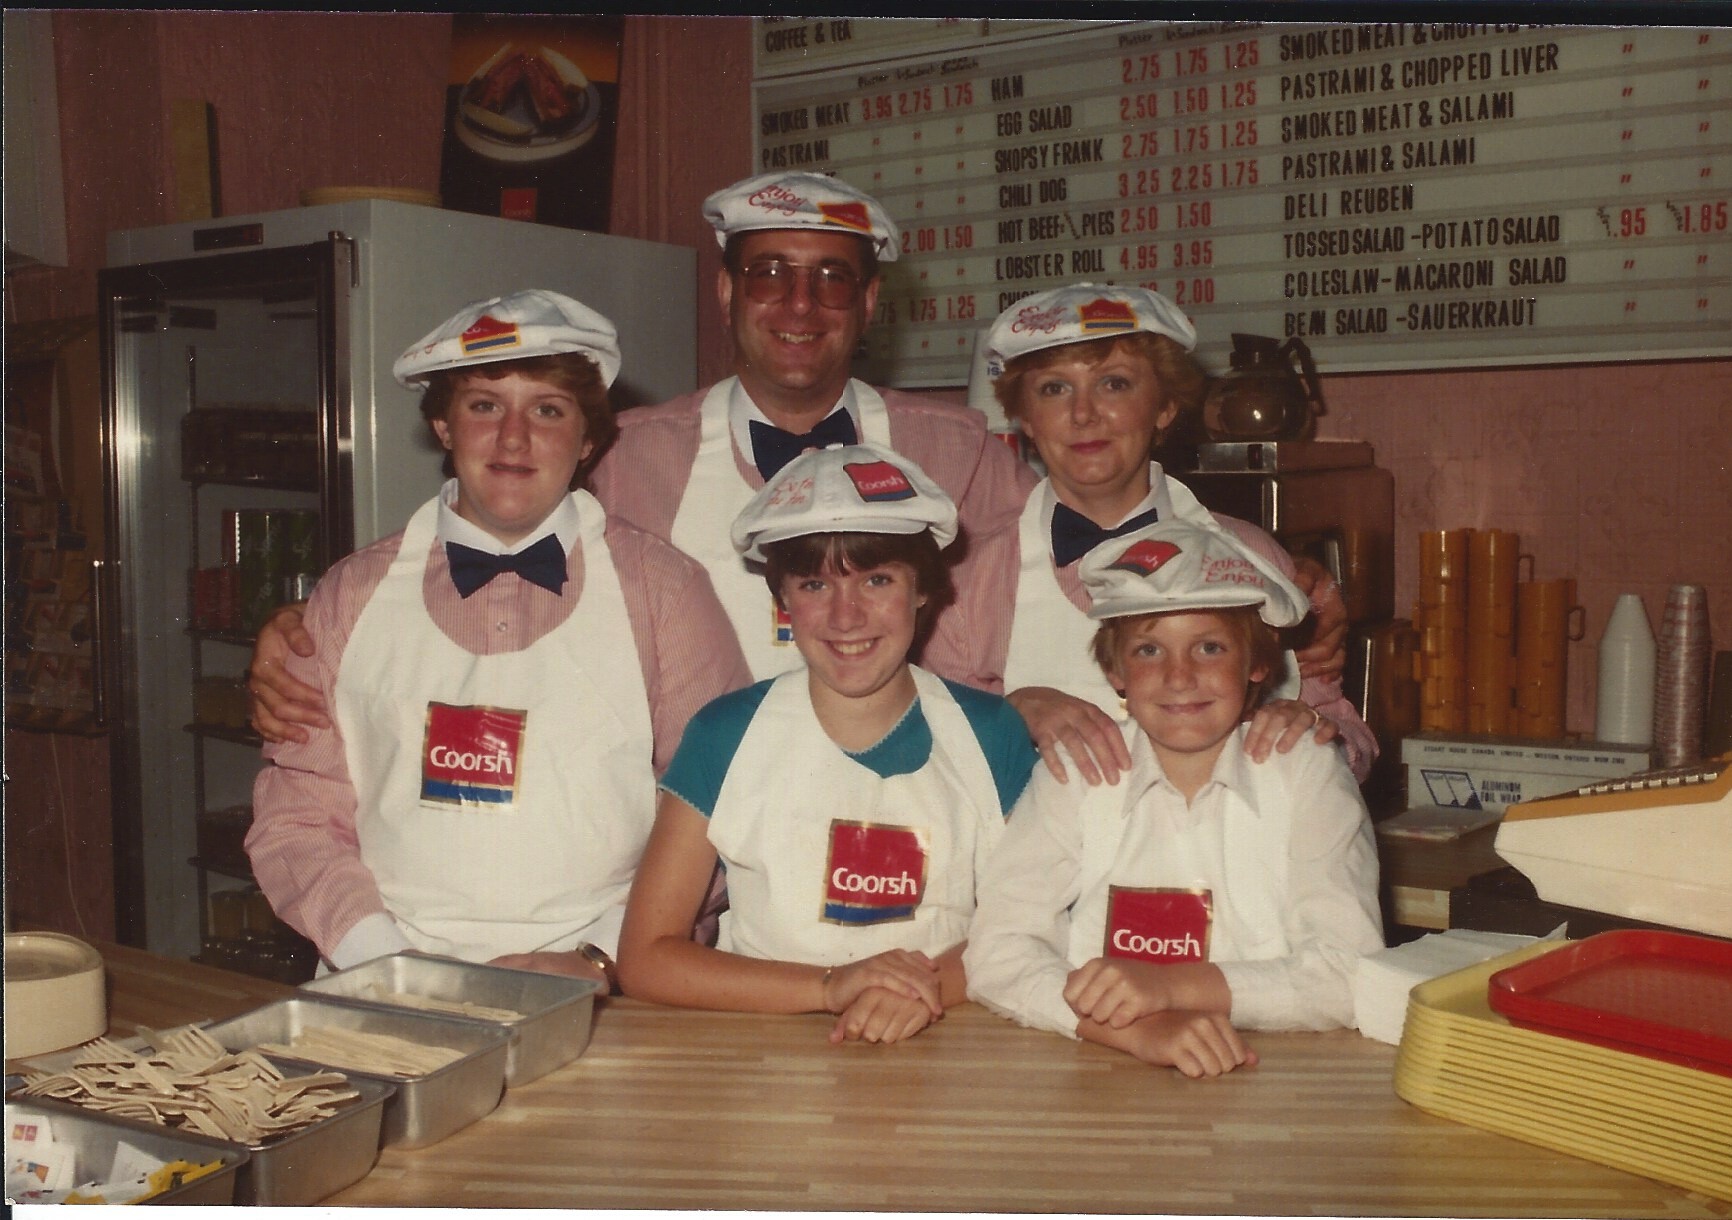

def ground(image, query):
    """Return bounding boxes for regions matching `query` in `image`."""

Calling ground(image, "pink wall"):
[610,16,754,384]
[153,12,451,218]
[1322,359,1731,732]
[7,12,452,323]
[11,12,1731,744]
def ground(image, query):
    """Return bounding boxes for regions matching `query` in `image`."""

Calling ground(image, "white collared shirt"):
[965,722,1384,1037]
[727,379,858,468]
[435,477,581,556]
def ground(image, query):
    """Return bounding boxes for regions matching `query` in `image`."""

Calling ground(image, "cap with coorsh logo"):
[730,441,957,562]
[984,282,1197,378]
[702,171,901,261]
[392,289,621,388]
[1108,538,1183,576]
[1079,519,1310,627]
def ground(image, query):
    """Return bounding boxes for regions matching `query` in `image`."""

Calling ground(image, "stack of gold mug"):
[1466,529,1522,734]
[1513,576,1584,737]
[1415,528,1583,738]
[1415,530,1470,732]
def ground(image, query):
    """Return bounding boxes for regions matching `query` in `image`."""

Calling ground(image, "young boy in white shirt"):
[964,520,1384,1077]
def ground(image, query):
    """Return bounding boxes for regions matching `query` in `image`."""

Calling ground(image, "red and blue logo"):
[818,201,872,233]
[1078,298,1138,333]
[844,460,915,503]
[1108,538,1182,576]
[421,702,526,807]
[459,313,522,357]
[773,599,794,645]
[1104,886,1211,963]
[823,821,926,925]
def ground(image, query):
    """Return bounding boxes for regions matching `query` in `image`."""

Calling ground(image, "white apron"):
[669,377,893,680]
[1001,466,1299,713]
[707,666,1001,964]
[1067,728,1292,968]
[334,492,654,962]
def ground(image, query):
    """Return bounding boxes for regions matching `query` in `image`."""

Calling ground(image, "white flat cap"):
[392,289,621,388]
[1080,520,1310,627]
[731,442,957,562]
[703,171,900,261]
[985,283,1197,377]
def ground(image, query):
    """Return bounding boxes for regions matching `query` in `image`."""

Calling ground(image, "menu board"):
[753,18,1732,385]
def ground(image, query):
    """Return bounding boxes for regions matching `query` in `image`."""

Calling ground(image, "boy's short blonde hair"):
[1090,605,1285,711]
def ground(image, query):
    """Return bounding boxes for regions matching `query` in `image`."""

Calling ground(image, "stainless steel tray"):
[5,1098,248,1204]
[201,995,508,1150]
[9,1060,392,1206]
[301,953,599,1086]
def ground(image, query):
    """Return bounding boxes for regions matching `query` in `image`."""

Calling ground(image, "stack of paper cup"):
[1466,529,1523,734]
[1415,529,1471,732]
[1514,577,1583,738]
[1594,592,1656,746]
[1653,584,1712,766]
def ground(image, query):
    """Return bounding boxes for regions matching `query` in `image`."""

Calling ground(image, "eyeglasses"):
[737,259,864,309]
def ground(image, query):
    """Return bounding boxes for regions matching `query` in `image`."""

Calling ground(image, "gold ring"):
[1309,706,1324,729]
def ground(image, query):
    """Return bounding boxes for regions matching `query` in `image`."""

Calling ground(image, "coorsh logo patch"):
[1108,538,1182,576]
[823,820,927,924]
[1103,886,1211,963]
[818,201,871,233]
[459,314,522,357]
[1078,297,1137,333]
[843,460,914,503]
[421,702,527,807]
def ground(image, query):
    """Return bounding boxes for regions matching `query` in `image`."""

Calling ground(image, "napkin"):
[1353,927,1564,1045]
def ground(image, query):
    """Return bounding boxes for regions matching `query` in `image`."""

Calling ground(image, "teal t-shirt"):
[660,675,1036,818]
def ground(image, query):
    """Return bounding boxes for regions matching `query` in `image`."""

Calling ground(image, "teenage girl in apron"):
[618,442,1036,1045]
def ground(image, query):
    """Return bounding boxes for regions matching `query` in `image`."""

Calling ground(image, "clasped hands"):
[1064,957,1256,1079]
[819,948,946,1046]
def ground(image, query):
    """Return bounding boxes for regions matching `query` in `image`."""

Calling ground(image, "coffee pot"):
[1201,333,1325,442]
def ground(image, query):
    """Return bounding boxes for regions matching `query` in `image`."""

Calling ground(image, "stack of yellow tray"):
[1394,942,1732,1201]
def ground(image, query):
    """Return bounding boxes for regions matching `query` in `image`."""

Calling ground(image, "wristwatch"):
[577,942,620,994]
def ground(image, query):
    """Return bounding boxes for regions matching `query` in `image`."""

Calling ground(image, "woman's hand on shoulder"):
[822,949,942,1017]
[1006,686,1131,786]
[249,603,328,743]
[1287,557,1348,682]
[829,986,938,1045]
[1243,698,1337,764]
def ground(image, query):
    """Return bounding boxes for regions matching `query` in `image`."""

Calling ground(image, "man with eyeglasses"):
[247,172,1353,794]
[247,173,1031,734]
[587,170,1038,682]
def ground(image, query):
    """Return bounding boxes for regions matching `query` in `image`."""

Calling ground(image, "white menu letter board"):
[753,18,1732,385]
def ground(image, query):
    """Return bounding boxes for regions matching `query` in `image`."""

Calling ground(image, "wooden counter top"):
[63,940,1732,1215]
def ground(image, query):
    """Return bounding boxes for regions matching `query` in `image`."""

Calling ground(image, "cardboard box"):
[1402,732,1653,812]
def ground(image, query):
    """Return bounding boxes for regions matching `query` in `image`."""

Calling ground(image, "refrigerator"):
[98,200,697,966]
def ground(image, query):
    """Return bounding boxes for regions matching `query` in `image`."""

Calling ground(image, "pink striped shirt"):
[590,382,1040,565]
[247,510,751,954]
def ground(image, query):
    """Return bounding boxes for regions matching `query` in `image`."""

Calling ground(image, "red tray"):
[1487,930,1732,1077]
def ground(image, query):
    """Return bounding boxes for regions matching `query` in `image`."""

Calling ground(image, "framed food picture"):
[439,14,625,233]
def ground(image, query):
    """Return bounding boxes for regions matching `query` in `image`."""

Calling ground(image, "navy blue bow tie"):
[749,410,858,481]
[1050,503,1161,568]
[446,534,567,598]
